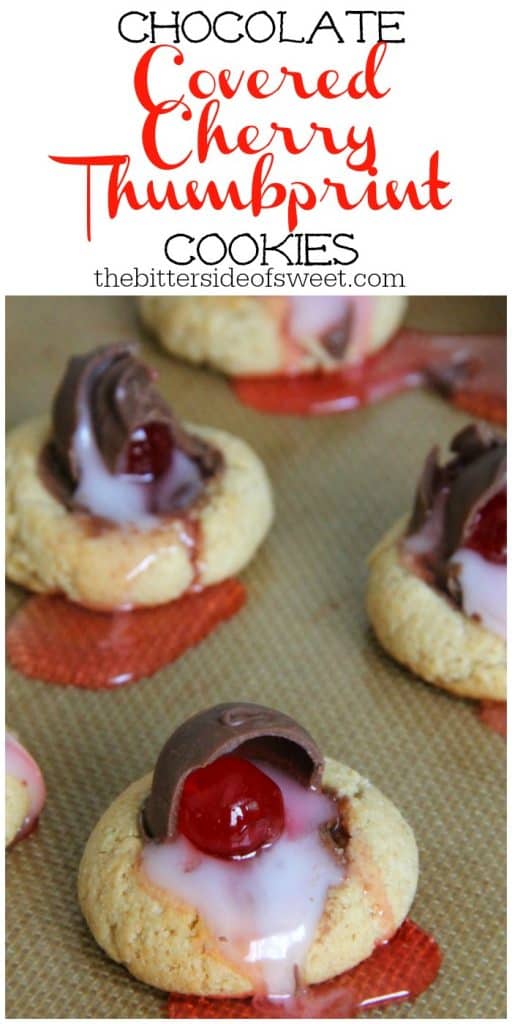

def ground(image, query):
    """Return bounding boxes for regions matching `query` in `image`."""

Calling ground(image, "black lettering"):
[148,10,181,43]
[378,11,405,41]
[260,232,295,265]
[303,234,332,266]
[118,11,148,43]
[213,11,244,42]
[196,233,228,264]
[228,233,260,265]
[344,11,377,44]
[181,11,212,42]
[164,234,194,265]
[332,233,359,265]
[245,11,276,43]
[306,11,344,44]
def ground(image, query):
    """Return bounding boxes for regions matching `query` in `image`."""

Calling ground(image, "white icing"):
[141,762,343,997]
[451,547,507,639]
[72,400,202,526]
[73,400,152,524]
[155,449,202,511]
[286,296,375,363]
[6,733,46,832]
[288,297,349,341]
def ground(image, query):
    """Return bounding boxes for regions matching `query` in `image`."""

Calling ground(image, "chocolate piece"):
[405,423,506,596]
[41,343,222,513]
[142,702,325,842]
[423,356,473,396]
[442,426,506,557]
[320,307,353,360]
[408,447,444,537]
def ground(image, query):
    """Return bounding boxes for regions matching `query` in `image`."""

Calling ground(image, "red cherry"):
[178,756,285,859]
[465,488,507,564]
[125,422,173,479]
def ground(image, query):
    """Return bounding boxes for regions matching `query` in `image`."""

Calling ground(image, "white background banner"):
[3,0,508,293]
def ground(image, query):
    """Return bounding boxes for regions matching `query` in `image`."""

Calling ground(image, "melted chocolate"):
[320,307,353,359]
[141,703,325,842]
[405,424,506,599]
[41,343,222,513]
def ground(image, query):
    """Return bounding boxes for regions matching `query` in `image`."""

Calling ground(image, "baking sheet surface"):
[5,296,506,1018]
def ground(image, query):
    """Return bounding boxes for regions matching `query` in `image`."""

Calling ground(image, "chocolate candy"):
[141,703,325,842]
[42,343,222,512]
[405,423,506,599]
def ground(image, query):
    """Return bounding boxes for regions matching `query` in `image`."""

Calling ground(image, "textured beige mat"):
[5,296,506,1018]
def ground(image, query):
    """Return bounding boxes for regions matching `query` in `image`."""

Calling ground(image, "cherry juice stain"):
[6,579,246,689]
[232,330,506,423]
[167,919,441,1019]
[478,701,507,738]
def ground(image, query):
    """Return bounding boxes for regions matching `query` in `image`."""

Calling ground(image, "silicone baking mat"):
[5,296,506,1019]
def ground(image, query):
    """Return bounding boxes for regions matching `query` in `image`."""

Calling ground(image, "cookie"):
[79,704,418,997]
[367,521,506,700]
[139,296,408,376]
[6,775,30,848]
[6,732,46,847]
[367,425,506,699]
[6,345,273,609]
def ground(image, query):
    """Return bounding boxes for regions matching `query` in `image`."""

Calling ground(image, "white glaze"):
[72,401,202,526]
[73,402,150,524]
[287,296,374,361]
[6,733,46,837]
[450,548,507,639]
[288,297,349,341]
[155,449,203,512]
[141,762,343,997]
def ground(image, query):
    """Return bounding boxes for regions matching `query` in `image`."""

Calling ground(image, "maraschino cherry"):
[125,422,173,479]
[465,488,506,564]
[178,755,285,859]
